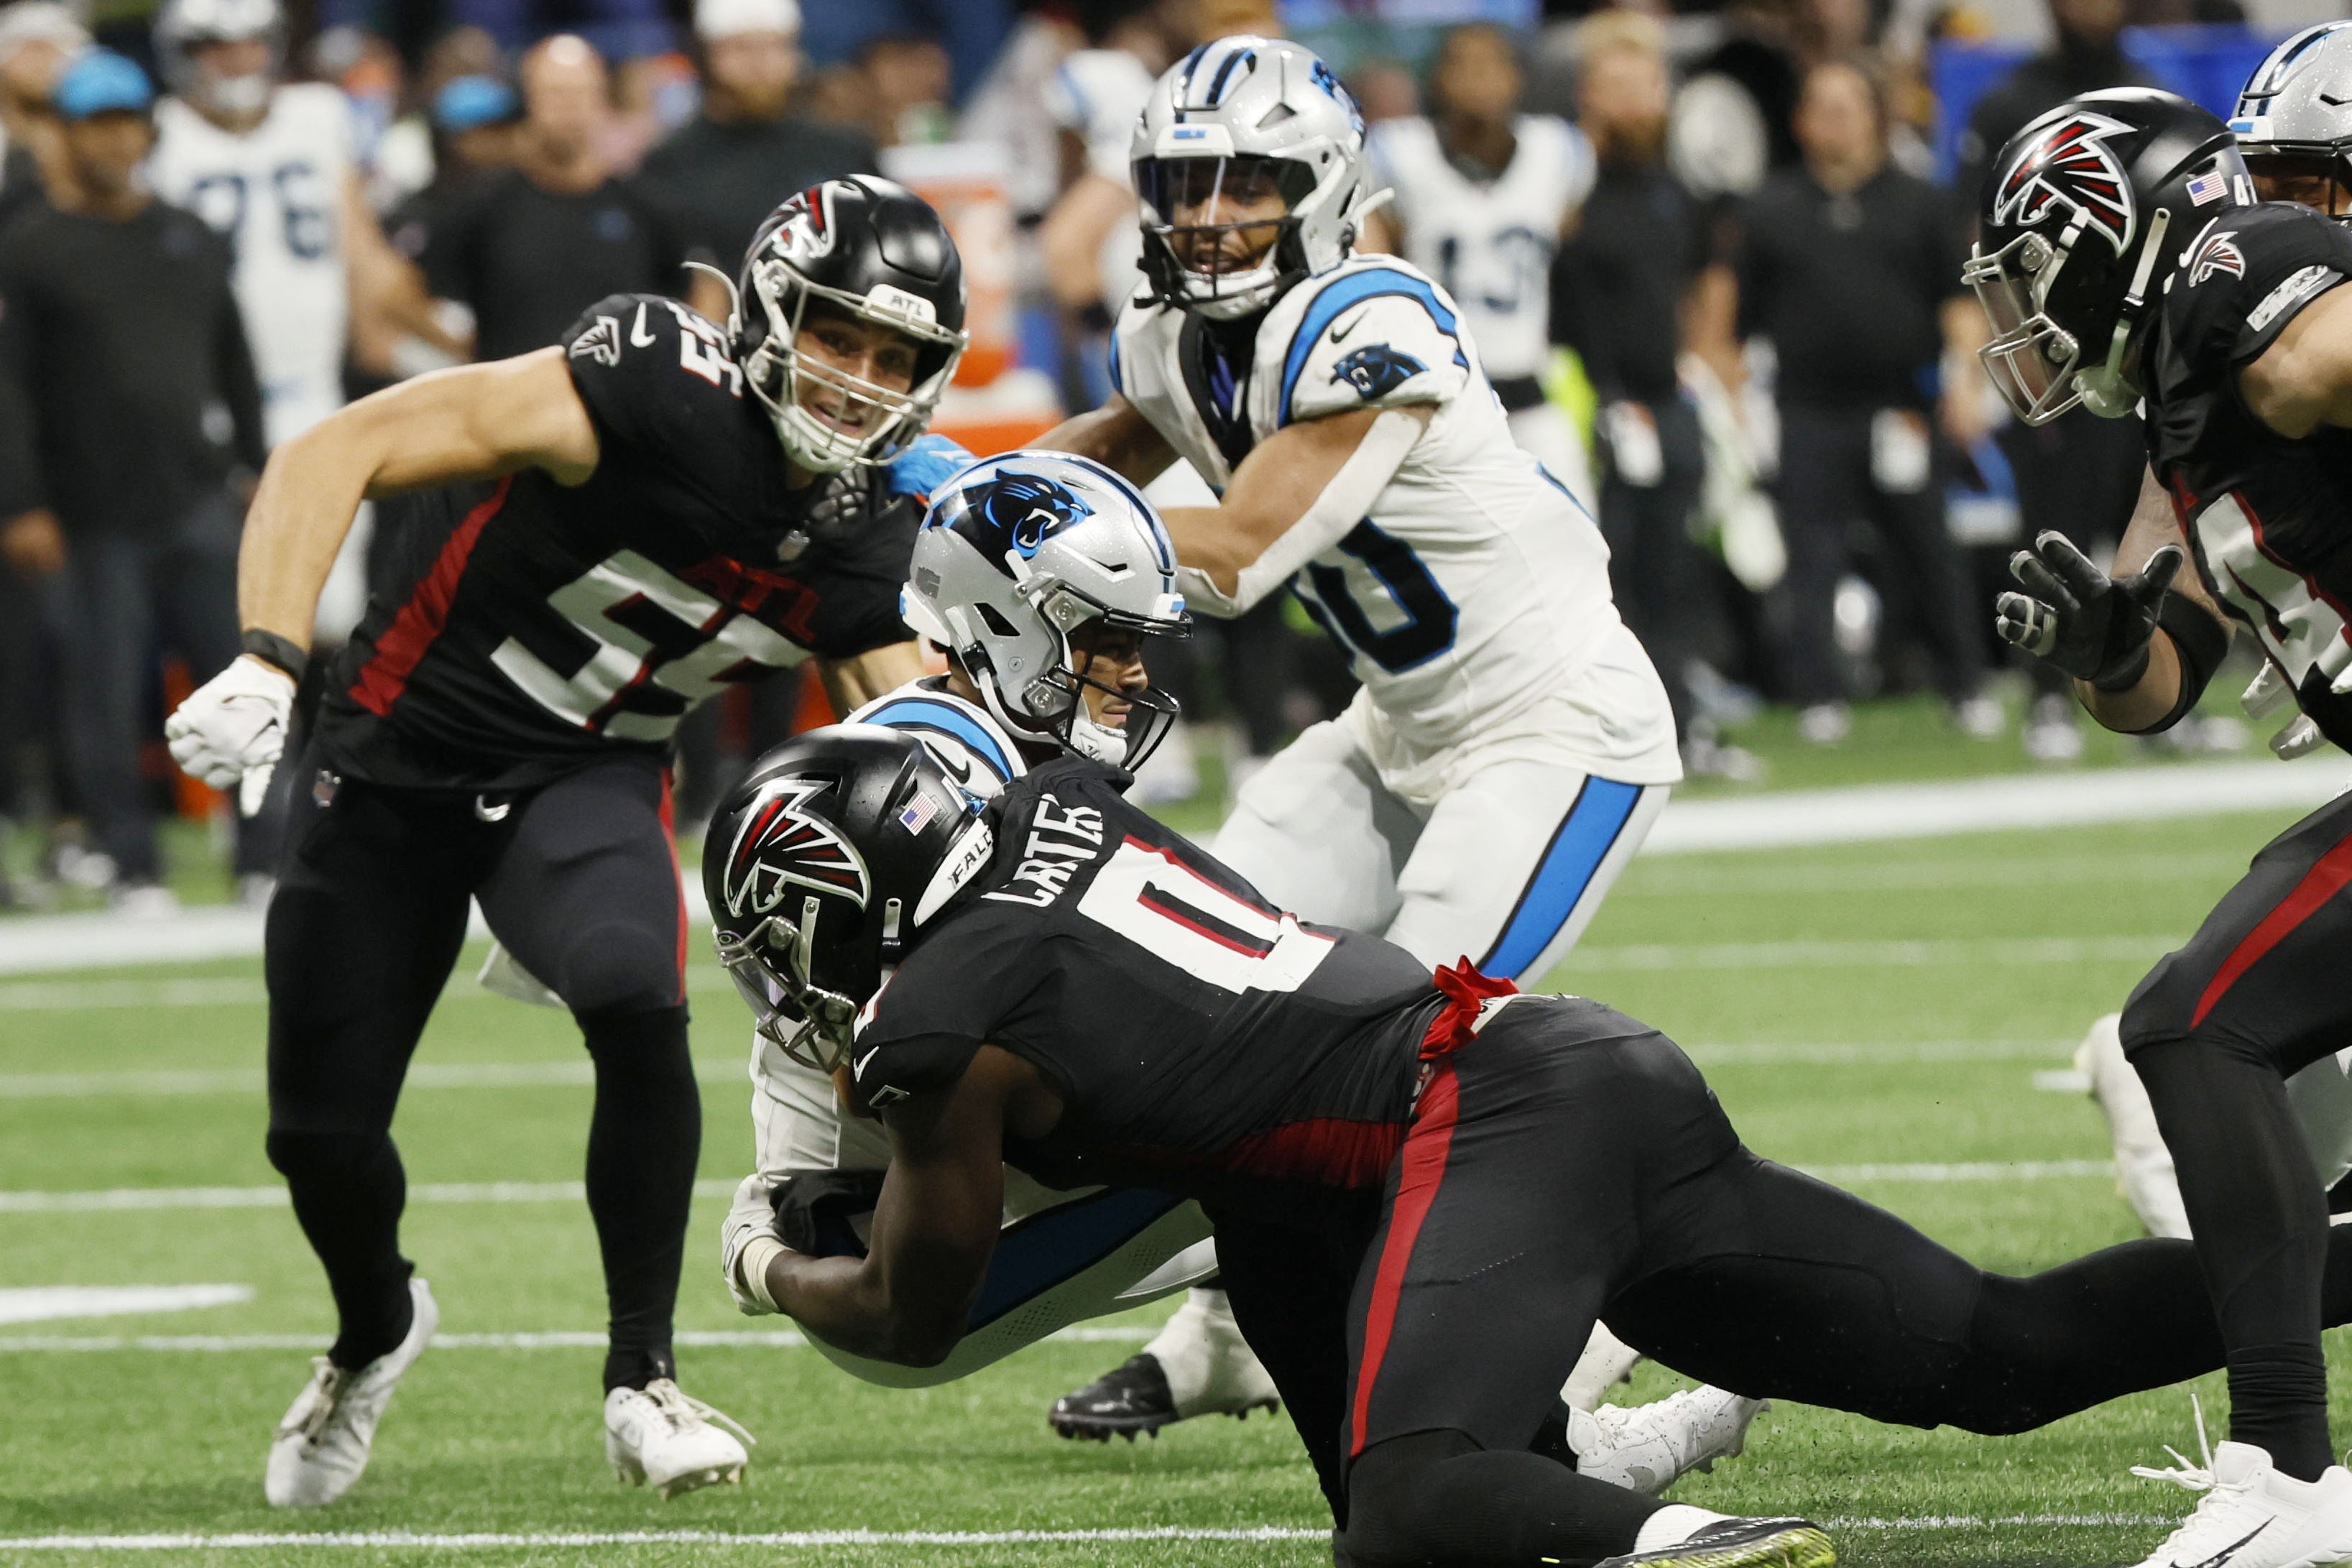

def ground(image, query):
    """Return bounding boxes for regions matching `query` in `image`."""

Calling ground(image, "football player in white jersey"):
[719,450,1228,1383]
[1365,23,1597,510]
[147,0,459,639]
[1037,40,1761,1475]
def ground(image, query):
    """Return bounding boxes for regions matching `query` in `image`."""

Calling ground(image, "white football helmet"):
[901,451,1191,767]
[1130,35,1375,319]
[155,0,281,116]
[2235,22,2352,221]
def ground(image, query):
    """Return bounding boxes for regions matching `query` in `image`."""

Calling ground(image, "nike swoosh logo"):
[852,1048,880,1079]
[1329,307,1370,345]
[2180,1521,2272,1568]
[630,302,656,348]
[936,750,974,783]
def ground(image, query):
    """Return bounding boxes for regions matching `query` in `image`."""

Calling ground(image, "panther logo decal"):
[2186,227,2246,285]
[1992,110,2138,252]
[954,472,1094,562]
[1309,58,1365,136]
[724,778,870,919]
[1331,344,1426,400]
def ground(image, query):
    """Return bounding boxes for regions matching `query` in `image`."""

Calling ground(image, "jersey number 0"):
[1076,838,1336,995]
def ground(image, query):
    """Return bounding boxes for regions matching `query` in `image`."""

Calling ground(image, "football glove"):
[164,655,295,818]
[721,1174,790,1316]
[1995,532,2183,691]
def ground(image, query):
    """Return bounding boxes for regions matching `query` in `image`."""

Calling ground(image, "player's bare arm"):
[1161,402,1432,611]
[1036,392,1180,486]
[765,1047,1048,1365]
[2043,469,2231,734]
[2239,281,2352,438]
[340,171,470,364]
[818,642,928,716]
[240,348,599,654]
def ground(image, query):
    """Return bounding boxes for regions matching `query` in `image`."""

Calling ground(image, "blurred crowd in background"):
[0,0,2310,910]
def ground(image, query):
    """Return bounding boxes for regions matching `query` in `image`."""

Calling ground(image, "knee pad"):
[552,920,682,1016]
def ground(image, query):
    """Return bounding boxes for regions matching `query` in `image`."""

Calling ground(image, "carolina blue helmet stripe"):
[1279,268,1469,425]
[1479,778,1645,980]
[1204,45,1255,106]
[859,700,1015,784]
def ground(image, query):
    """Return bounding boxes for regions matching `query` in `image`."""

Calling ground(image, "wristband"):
[240,628,309,683]
[2089,640,2152,693]
[2123,596,2233,734]
[736,1234,789,1312]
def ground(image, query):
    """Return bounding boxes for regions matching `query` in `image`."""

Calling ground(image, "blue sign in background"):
[1932,24,2293,185]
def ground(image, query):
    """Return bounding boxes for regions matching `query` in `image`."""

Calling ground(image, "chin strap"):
[2077,206,2172,418]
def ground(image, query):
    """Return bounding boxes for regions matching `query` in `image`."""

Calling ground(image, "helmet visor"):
[2246,152,2352,219]
[1133,153,1313,277]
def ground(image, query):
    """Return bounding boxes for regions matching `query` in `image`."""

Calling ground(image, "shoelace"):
[640,1380,757,1447]
[280,1357,354,1446]
[2131,1393,2220,1495]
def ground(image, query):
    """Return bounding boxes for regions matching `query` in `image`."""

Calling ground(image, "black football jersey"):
[315,293,919,790]
[2146,203,2352,750]
[850,760,1443,1222]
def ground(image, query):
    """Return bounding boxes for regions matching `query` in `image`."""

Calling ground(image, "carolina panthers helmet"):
[902,451,1191,768]
[706,726,994,1074]
[2235,22,2352,221]
[735,177,969,474]
[1967,88,2250,425]
[1130,36,1375,320]
[155,0,280,116]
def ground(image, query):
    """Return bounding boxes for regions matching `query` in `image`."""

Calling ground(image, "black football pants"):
[2117,788,2352,1480]
[264,751,699,1391]
[1207,996,2352,1567]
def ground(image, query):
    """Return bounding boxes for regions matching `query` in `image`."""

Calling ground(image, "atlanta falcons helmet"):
[706,727,992,1074]
[734,177,969,474]
[2234,22,2352,221]
[901,451,1191,770]
[1968,89,2251,425]
[1130,36,1376,319]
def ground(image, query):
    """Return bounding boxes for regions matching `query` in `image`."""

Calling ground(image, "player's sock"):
[581,1003,700,1394]
[266,1128,415,1370]
[1343,1428,1663,1567]
[2134,1037,2335,1482]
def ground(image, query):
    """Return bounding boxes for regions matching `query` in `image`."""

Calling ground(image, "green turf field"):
[0,794,2338,1567]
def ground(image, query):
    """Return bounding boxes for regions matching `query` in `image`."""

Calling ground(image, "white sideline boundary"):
[0,1159,2116,1217]
[0,1517,2175,1549]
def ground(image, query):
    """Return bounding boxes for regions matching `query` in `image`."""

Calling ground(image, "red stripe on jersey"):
[1348,1062,1460,1458]
[660,769,686,1005]
[2192,831,2352,1027]
[348,477,513,716]
[1217,1117,1405,1189]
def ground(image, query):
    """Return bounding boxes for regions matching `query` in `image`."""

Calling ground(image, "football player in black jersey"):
[708,727,2352,1568]
[1972,89,2352,1567]
[160,175,969,1508]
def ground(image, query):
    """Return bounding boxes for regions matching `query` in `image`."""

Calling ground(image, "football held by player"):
[1039,34,1707,1454]
[162,176,966,1508]
[1974,87,2352,1568]
[711,727,2352,1568]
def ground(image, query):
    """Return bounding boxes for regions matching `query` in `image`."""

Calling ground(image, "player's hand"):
[721,1174,790,1316]
[801,469,874,547]
[164,655,295,818]
[1996,532,2183,691]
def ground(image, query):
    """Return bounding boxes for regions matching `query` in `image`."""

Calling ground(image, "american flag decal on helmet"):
[724,778,870,918]
[1993,111,2138,251]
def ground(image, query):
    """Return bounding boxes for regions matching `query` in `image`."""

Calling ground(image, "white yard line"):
[1566,936,2177,972]
[0,1060,745,1098]
[0,1326,1156,1354]
[0,1518,2172,1549]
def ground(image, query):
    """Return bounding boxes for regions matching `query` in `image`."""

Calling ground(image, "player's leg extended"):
[2117,793,2352,1485]
[1053,717,1413,1439]
[262,770,480,1505]
[1340,1007,1827,1568]
[1382,760,1667,987]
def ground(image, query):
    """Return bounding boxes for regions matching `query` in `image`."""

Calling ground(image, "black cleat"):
[1597,1518,1836,1568]
[1049,1353,1181,1442]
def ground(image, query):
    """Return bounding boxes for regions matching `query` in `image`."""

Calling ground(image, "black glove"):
[1995,532,2184,691]
[773,471,876,563]
[769,1168,886,1258]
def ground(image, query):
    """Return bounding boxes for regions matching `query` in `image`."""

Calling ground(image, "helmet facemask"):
[1135,151,1322,320]
[1966,204,2170,425]
[1019,593,1185,769]
[2246,151,2352,221]
[742,262,964,474]
[714,898,866,1074]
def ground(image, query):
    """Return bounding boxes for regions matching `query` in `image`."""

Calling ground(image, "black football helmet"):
[734,176,969,474]
[706,726,994,1073]
[1968,88,2251,425]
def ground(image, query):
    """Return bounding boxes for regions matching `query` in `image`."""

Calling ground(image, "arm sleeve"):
[216,280,269,474]
[1276,277,1471,428]
[0,238,46,518]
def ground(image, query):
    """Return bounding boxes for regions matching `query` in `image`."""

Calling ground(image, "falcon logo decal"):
[954,472,1094,561]
[1992,111,2138,252]
[568,314,622,366]
[765,184,839,263]
[723,778,870,918]
[1332,344,1426,400]
[2186,227,2246,285]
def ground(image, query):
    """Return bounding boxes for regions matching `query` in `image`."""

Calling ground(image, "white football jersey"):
[151,84,354,444]
[844,679,1028,797]
[1367,115,1592,380]
[1113,254,1661,767]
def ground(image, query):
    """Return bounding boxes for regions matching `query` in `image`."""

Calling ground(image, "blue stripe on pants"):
[1478,778,1645,981]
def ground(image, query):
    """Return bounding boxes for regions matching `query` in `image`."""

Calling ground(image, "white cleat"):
[1569,1385,1768,1495]
[2130,1434,2352,1568]
[605,1378,754,1499]
[264,1278,438,1508]
[1050,1286,1278,1439]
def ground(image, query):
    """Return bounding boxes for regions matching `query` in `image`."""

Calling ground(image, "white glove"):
[721,1173,790,1316]
[164,655,296,818]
